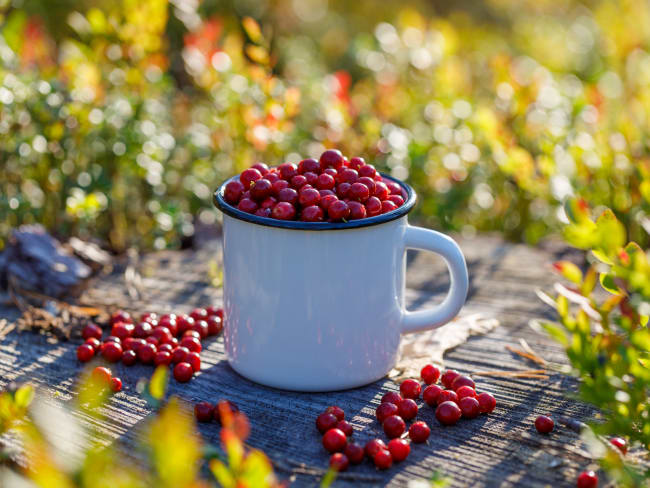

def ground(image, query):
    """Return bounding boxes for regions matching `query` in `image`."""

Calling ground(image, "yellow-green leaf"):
[240,450,275,487]
[595,209,626,255]
[591,249,613,265]
[600,273,621,295]
[149,366,168,401]
[541,322,569,346]
[552,261,582,284]
[564,197,590,224]
[14,385,34,410]
[242,17,263,44]
[557,295,569,318]
[210,460,236,488]
[581,267,597,296]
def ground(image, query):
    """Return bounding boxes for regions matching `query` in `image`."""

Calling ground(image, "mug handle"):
[400,226,469,334]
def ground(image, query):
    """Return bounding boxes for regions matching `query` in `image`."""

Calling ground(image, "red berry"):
[152,326,173,344]
[348,157,365,170]
[365,196,382,217]
[383,415,406,439]
[324,168,337,177]
[239,168,262,190]
[104,335,122,345]
[322,428,347,453]
[336,182,351,198]
[158,343,173,354]
[184,330,201,340]
[224,180,245,204]
[319,194,339,212]
[154,351,172,366]
[140,312,158,324]
[364,439,387,459]
[409,421,431,443]
[388,195,405,207]
[171,346,190,364]
[298,188,321,207]
[85,337,101,351]
[271,201,296,220]
[329,453,349,472]
[101,341,123,363]
[77,344,95,362]
[381,391,402,405]
[577,470,598,488]
[451,375,475,391]
[298,158,320,174]
[206,316,222,336]
[336,420,353,437]
[91,366,112,384]
[146,336,159,347]
[357,176,376,194]
[158,316,178,336]
[290,174,307,189]
[373,449,392,470]
[436,401,462,426]
[358,164,376,178]
[191,321,209,339]
[180,336,202,353]
[376,402,399,423]
[278,188,299,205]
[388,438,410,462]
[301,205,324,222]
[316,173,335,190]
[374,181,389,200]
[138,342,157,364]
[344,443,365,464]
[82,323,103,341]
[319,150,344,170]
[385,179,402,195]
[194,401,214,422]
[381,200,398,213]
[347,201,367,220]
[187,352,201,372]
[111,322,134,340]
[423,385,443,406]
[327,200,350,221]
[173,362,193,383]
[459,397,481,419]
[437,390,459,405]
[250,179,273,201]
[316,412,338,434]
[304,172,318,185]
[122,349,137,366]
[278,162,298,180]
[610,437,627,455]
[456,385,477,400]
[252,162,269,175]
[325,406,344,421]
[400,379,421,399]
[441,370,460,389]
[237,197,258,213]
[348,182,370,202]
[213,400,239,424]
[133,321,153,338]
[398,399,418,420]
[337,168,358,185]
[189,308,208,322]
[110,377,122,392]
[420,364,441,385]
[535,415,554,434]
[477,392,496,413]
[254,208,270,218]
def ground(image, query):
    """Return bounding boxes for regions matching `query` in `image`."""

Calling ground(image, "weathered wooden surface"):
[0,234,623,487]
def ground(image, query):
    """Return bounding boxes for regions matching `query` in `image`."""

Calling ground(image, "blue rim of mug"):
[213,172,417,231]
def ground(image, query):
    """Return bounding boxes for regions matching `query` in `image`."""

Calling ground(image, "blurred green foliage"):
[1,0,650,250]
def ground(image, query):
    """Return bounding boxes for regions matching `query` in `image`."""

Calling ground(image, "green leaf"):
[563,220,597,250]
[592,249,614,265]
[541,321,569,346]
[149,366,168,401]
[14,385,33,410]
[320,468,337,488]
[553,261,583,284]
[240,450,274,487]
[581,267,597,296]
[600,273,622,295]
[557,295,569,318]
[564,198,590,224]
[595,209,626,255]
[210,460,236,488]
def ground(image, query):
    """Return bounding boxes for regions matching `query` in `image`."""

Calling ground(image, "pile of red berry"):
[76,307,223,384]
[222,150,407,222]
[194,399,240,424]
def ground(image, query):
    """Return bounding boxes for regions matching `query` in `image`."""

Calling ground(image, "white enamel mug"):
[214,174,468,391]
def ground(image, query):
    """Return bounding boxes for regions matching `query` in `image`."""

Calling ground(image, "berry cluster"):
[194,399,240,424]
[90,366,122,393]
[77,307,223,384]
[222,150,406,222]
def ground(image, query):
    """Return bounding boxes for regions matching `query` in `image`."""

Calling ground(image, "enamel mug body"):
[214,175,468,391]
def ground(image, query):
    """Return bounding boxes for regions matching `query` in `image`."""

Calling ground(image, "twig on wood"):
[473,369,549,379]
[505,341,547,367]
[0,319,15,340]
[274,459,382,482]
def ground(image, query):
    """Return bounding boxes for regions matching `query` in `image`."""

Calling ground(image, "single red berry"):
[207,307,224,319]
[158,316,178,336]
[348,156,365,170]
[535,415,554,434]
[373,449,392,470]
[158,343,173,354]
[319,150,344,170]
[122,349,137,366]
[133,321,153,338]
[420,364,441,385]
[301,205,324,222]
[271,179,289,195]
[358,164,376,178]
[384,179,402,195]
[82,323,103,341]
[260,196,277,210]
[336,182,351,198]
[344,443,365,464]
[381,391,402,405]
[111,322,134,340]
[388,195,405,207]
[327,200,350,221]
[347,201,367,220]
[348,182,370,202]
[316,173,335,190]
[252,162,269,175]
[373,181,389,200]
[240,168,262,189]
[610,437,627,455]
[154,351,172,367]
[451,375,475,391]
[357,176,376,194]
[173,362,193,383]
[101,341,123,363]
[336,420,353,437]
[187,352,201,372]
[298,188,321,207]
[409,421,431,443]
[123,337,145,351]
[180,336,202,353]
[319,194,339,212]
[250,179,273,201]
[141,313,158,324]
[189,308,208,321]
[365,196,382,216]
[576,470,598,488]
[436,401,462,426]
[104,335,122,344]
[85,337,101,351]
[456,385,477,400]
[364,439,387,459]
[191,320,209,339]
[194,401,214,422]
[271,201,296,220]
[206,316,222,336]
[152,326,173,344]
[329,453,349,472]
[477,392,496,413]
[138,342,157,364]
[304,172,318,186]
[376,402,399,423]
[388,438,410,462]
[423,385,443,406]
[110,377,122,392]
[91,366,112,384]
[324,406,344,421]
[322,428,347,453]
[184,330,201,340]
[224,180,245,204]
[441,370,460,389]
[298,158,320,174]
[109,310,132,325]
[176,315,195,335]
[383,415,406,439]
[146,336,159,347]
[381,200,398,213]
[171,346,190,364]
[324,168,338,177]
[336,168,358,184]
[437,390,459,405]
[459,397,481,419]
[316,412,338,434]
[77,344,95,362]
[400,379,422,399]
[398,399,418,420]
[290,174,308,189]
[237,197,258,213]
[278,162,298,180]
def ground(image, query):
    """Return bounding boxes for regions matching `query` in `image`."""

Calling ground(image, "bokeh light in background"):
[1,0,649,251]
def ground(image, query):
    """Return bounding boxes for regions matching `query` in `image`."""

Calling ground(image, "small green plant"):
[539,198,650,486]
